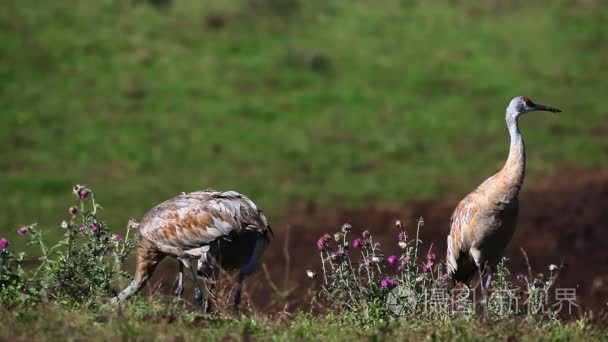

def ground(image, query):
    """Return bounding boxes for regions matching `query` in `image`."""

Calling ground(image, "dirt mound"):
[148,168,608,315]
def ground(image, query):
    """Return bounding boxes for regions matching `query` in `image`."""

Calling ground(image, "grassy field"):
[2,0,608,242]
[2,1,608,339]
[1,301,607,341]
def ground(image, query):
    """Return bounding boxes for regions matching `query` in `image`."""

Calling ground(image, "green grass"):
[1,0,608,242]
[1,300,606,341]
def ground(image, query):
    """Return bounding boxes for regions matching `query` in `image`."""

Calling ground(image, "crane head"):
[507,96,562,117]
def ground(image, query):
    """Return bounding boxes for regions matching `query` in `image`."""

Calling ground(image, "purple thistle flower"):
[352,238,362,249]
[398,231,407,242]
[397,265,404,273]
[387,255,398,266]
[0,238,9,250]
[379,278,396,289]
[427,252,437,263]
[330,252,338,261]
[91,224,99,234]
[17,226,28,236]
[422,261,433,273]
[72,185,90,200]
[78,188,90,200]
[112,234,121,242]
[317,234,331,251]
[331,246,347,261]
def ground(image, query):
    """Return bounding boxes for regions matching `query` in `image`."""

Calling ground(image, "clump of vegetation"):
[312,220,560,322]
[1,300,606,341]
[0,185,137,308]
[0,188,604,340]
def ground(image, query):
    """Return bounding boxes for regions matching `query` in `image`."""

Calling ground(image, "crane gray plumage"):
[445,96,561,318]
[111,190,272,313]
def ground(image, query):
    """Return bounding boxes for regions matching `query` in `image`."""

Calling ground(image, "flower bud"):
[69,205,79,216]
[340,223,352,234]
[333,233,342,242]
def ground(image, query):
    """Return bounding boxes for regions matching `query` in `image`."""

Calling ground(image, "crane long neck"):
[503,115,526,186]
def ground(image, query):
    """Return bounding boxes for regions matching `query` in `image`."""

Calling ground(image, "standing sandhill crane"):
[111,190,272,313]
[446,96,561,318]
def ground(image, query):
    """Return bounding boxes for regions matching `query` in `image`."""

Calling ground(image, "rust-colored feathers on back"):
[139,190,272,250]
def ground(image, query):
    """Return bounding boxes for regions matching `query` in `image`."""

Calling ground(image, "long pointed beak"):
[533,103,561,113]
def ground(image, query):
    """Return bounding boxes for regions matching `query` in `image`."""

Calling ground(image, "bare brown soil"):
[148,167,608,315]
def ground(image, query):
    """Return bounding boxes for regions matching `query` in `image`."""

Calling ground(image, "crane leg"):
[187,258,205,308]
[202,265,219,314]
[175,260,185,300]
[479,266,489,320]
[197,252,220,314]
[484,266,493,293]
[231,272,245,315]
[111,241,164,304]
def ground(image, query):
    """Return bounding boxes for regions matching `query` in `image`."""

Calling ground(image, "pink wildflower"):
[331,246,347,261]
[379,278,396,289]
[17,226,28,236]
[317,234,331,251]
[0,238,9,250]
[422,262,433,273]
[398,231,407,242]
[112,234,122,242]
[79,188,90,200]
[352,238,362,249]
[72,185,90,200]
[427,252,437,263]
[387,255,398,266]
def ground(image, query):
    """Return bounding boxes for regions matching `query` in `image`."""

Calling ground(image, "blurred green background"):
[1,0,607,246]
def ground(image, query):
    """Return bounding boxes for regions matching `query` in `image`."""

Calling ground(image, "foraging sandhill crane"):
[446,96,561,317]
[111,190,272,313]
